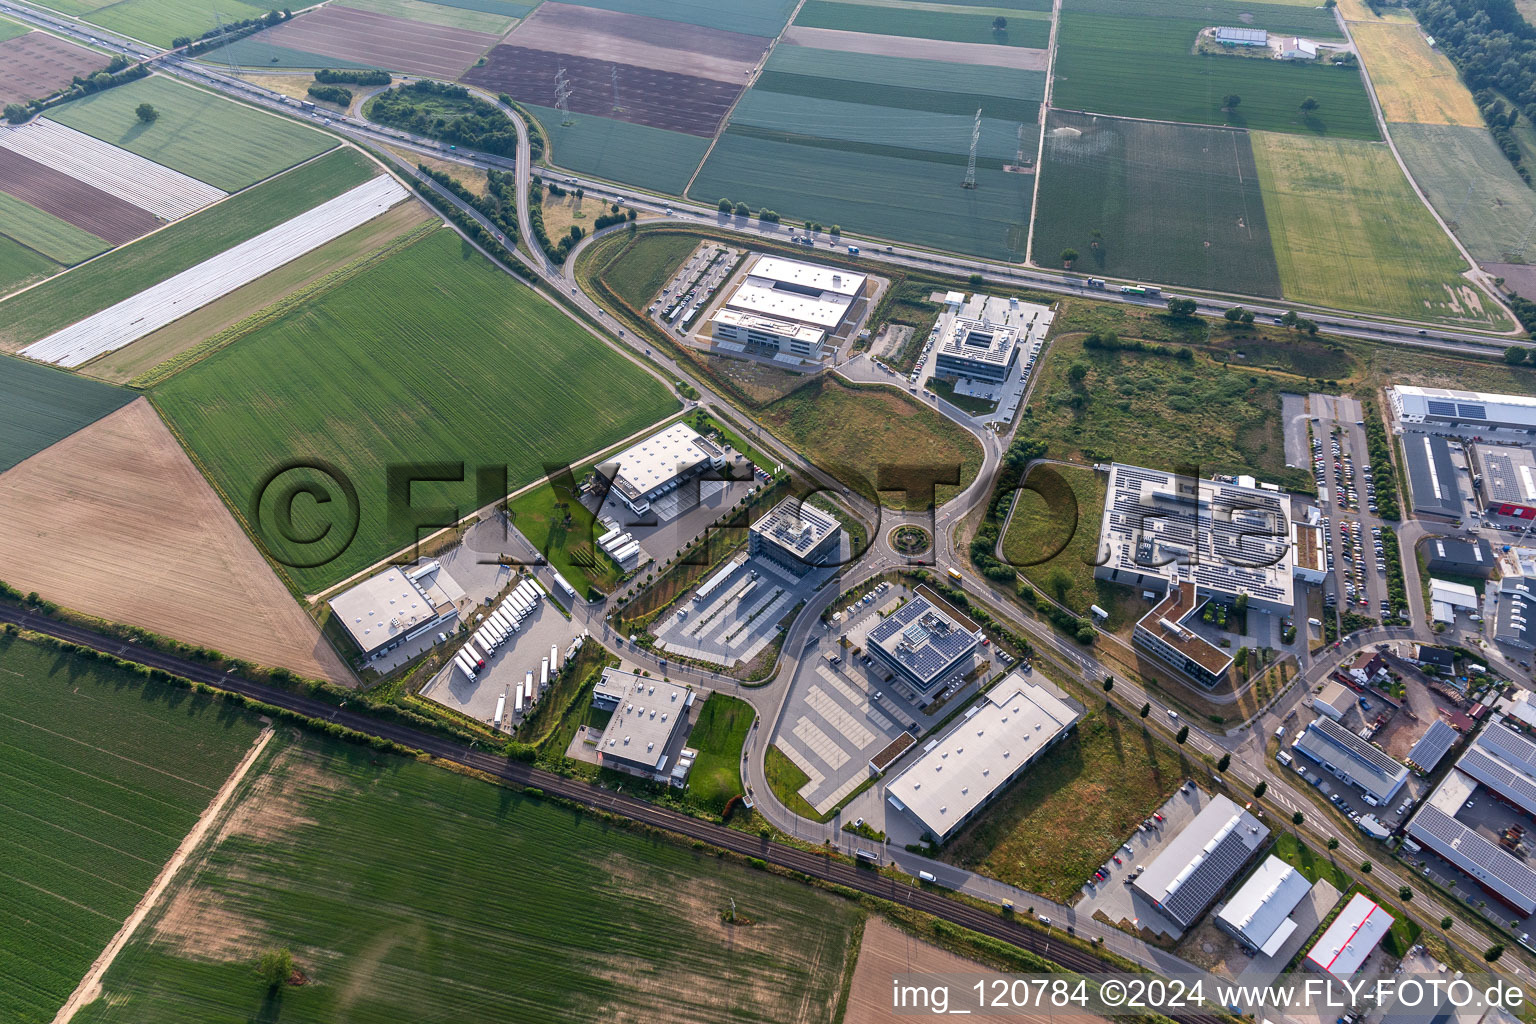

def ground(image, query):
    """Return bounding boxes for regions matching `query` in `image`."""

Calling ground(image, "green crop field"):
[756,375,983,508]
[729,90,1036,159]
[153,227,678,592]
[526,103,710,195]
[794,0,1050,47]
[27,0,115,13]
[1031,111,1283,296]
[691,125,1032,259]
[0,353,135,471]
[564,0,798,35]
[1053,13,1378,139]
[1249,132,1492,323]
[47,75,336,191]
[1068,0,1342,36]
[0,190,110,265]
[0,234,59,296]
[330,0,517,32]
[202,36,376,69]
[687,694,754,813]
[423,0,530,16]
[942,706,1186,901]
[84,0,269,47]
[0,148,376,350]
[763,45,1046,112]
[602,231,701,308]
[1392,122,1536,264]
[0,15,29,40]
[75,733,860,1023]
[1027,333,1301,484]
[0,634,264,1024]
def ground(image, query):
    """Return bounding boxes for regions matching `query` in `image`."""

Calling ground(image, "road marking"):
[793,715,850,771]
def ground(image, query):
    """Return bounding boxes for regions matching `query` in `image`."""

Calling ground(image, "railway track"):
[0,602,1227,1023]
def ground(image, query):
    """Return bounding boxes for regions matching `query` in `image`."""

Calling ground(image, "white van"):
[918,870,937,883]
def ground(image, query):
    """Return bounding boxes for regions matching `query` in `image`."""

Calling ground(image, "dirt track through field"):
[259,4,500,78]
[505,1,769,82]
[0,148,159,244]
[50,724,275,1024]
[0,399,354,684]
[848,917,1112,1022]
[0,31,104,107]
[781,25,1048,69]
[465,46,740,136]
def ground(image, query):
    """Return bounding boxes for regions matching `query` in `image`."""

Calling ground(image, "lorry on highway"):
[846,246,860,255]
[1087,278,1106,288]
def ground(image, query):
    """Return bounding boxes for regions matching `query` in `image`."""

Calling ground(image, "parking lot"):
[1073,783,1211,939]
[418,582,583,730]
[1305,394,1397,622]
[648,241,741,335]
[653,553,828,670]
[590,452,759,570]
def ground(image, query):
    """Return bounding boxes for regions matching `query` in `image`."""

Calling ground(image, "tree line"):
[368,80,518,157]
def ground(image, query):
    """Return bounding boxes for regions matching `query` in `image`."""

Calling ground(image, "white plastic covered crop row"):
[23,175,409,367]
[0,118,228,220]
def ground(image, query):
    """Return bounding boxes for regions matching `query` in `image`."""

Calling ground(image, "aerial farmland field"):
[0,188,108,265]
[1249,132,1491,323]
[1031,111,1282,296]
[328,0,521,33]
[0,233,59,293]
[152,226,678,592]
[252,4,502,78]
[0,633,266,1024]
[1052,5,1378,139]
[1392,122,1536,263]
[0,352,133,471]
[563,0,798,36]
[0,147,161,245]
[521,102,710,193]
[46,75,336,191]
[0,30,105,107]
[792,0,1051,49]
[72,734,860,1024]
[0,147,377,350]
[1346,20,1482,126]
[81,0,269,47]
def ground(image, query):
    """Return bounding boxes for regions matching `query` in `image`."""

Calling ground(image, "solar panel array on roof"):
[1308,717,1406,778]
[1163,828,1256,926]
[1407,720,1457,772]
[1134,796,1268,929]
[1484,452,1523,505]
[1458,747,1536,815]
[1476,725,1536,775]
[1427,400,1458,417]
[1408,804,1536,910]
[1460,404,1488,420]
[867,597,977,688]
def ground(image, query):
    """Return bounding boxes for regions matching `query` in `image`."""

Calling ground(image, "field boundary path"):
[1023,0,1063,265]
[51,723,277,1024]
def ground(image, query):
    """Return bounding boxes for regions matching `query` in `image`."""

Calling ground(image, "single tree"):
[993,15,1008,30]
[1217,753,1231,773]
[1223,94,1242,110]
[1505,345,1527,365]
[1253,781,1268,799]
[1300,96,1319,113]
[969,273,985,290]
[135,102,158,124]
[1061,248,1079,266]
[1102,676,1114,694]
[1176,724,1189,744]
[1440,916,1453,929]
[4,103,27,123]
[1224,306,1245,323]
[1293,810,1305,825]
[1327,837,1339,851]
[257,948,293,992]
[1360,860,1372,874]
[1486,944,1506,963]
[1399,886,1413,902]
[1166,297,1198,317]
[1240,310,1255,325]
[734,201,750,216]
[1067,362,1090,385]
[1139,702,1151,719]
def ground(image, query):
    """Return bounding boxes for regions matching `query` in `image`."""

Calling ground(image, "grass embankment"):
[687,694,755,813]
[941,708,1188,902]
[766,743,824,822]
[598,231,701,309]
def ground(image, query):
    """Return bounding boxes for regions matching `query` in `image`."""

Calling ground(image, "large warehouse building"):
[885,675,1080,842]
[1133,795,1269,931]
[329,563,456,659]
[600,422,726,517]
[933,293,1053,383]
[866,594,980,703]
[1474,442,1536,519]
[1401,433,1464,519]
[591,669,695,782]
[1390,385,1536,432]
[708,255,868,362]
[1305,893,1392,977]
[1291,716,1408,806]
[748,495,842,574]
[1214,855,1313,957]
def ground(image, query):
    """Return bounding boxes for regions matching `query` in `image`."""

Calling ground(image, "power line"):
[554,66,572,126]
[963,108,981,189]
[610,66,621,114]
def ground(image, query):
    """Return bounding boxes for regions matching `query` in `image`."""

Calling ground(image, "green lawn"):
[593,231,700,309]
[84,0,269,47]
[1031,110,1283,296]
[1270,830,1352,890]
[507,476,624,598]
[153,226,678,593]
[46,74,336,191]
[766,743,823,821]
[941,707,1186,901]
[524,103,711,195]
[0,233,59,296]
[0,189,110,265]
[1391,121,1536,264]
[1025,333,1308,487]
[0,148,376,350]
[0,15,30,40]
[1053,12,1379,139]
[0,634,265,1024]
[1249,131,1491,324]
[687,694,755,813]
[756,375,983,509]
[999,462,1117,617]
[0,353,135,471]
[793,0,1050,47]
[74,733,860,1023]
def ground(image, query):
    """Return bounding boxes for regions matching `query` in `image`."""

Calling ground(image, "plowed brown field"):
[0,398,354,685]
[0,147,159,244]
[0,31,105,106]
[258,5,500,79]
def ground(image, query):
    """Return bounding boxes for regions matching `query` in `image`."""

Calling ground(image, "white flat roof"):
[886,676,1078,839]
[1215,856,1312,957]
[751,255,866,297]
[329,567,441,654]
[711,307,825,345]
[724,254,867,330]
[1430,578,1479,607]
[606,422,722,502]
[1395,384,1536,409]
[595,668,691,770]
[1305,893,1392,976]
